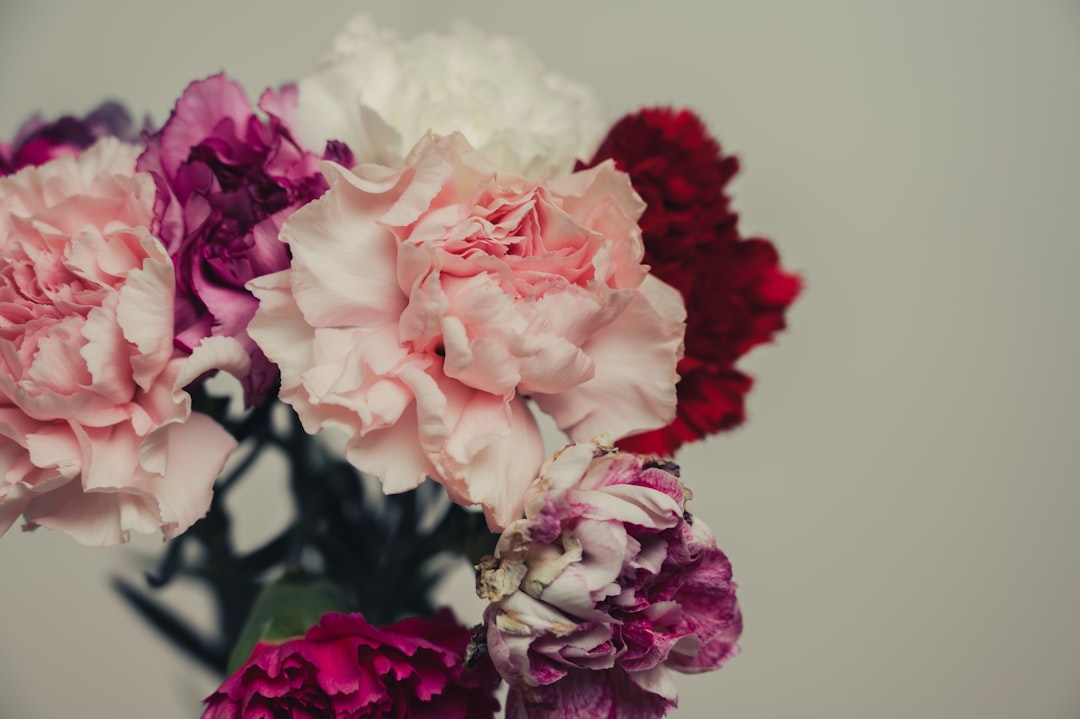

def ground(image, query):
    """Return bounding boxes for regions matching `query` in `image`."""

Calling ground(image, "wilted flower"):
[247,133,685,529]
[138,74,353,404]
[579,108,802,455]
[478,441,742,718]
[292,14,604,177]
[202,610,500,719]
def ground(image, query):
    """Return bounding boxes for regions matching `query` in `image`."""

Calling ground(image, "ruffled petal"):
[533,275,684,441]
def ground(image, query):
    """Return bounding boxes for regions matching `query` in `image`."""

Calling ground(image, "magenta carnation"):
[0,101,141,176]
[477,441,742,718]
[137,74,353,404]
[202,609,500,719]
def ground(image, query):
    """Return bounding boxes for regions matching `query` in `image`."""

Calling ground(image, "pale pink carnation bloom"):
[477,441,742,719]
[247,133,685,529]
[0,139,243,546]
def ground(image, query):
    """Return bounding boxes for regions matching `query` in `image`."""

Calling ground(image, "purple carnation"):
[0,101,141,176]
[477,441,742,719]
[138,74,353,404]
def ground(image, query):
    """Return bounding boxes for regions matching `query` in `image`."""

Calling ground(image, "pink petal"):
[344,403,436,494]
[143,413,236,539]
[247,270,319,407]
[284,163,407,329]
[20,477,150,546]
[115,228,175,390]
[158,75,253,178]
[80,298,135,402]
[448,395,543,530]
[532,275,684,441]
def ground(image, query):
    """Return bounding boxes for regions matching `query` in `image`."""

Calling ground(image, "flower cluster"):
[0,15,799,719]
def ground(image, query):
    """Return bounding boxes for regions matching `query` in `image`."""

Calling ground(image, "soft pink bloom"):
[0,140,242,546]
[248,132,685,529]
[477,441,742,718]
[202,610,500,719]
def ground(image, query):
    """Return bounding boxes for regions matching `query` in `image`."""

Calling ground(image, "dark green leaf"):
[226,575,350,673]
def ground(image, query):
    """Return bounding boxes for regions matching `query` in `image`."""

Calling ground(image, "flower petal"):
[533,275,685,441]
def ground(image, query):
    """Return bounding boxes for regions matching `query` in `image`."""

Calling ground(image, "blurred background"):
[2,1,1079,717]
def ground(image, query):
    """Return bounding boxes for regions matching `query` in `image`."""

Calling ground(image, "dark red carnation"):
[202,609,500,719]
[0,102,142,176]
[578,107,801,455]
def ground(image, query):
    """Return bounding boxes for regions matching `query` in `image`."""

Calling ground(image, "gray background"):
[2,1,1079,717]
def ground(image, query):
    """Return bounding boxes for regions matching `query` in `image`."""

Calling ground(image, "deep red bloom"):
[579,107,801,455]
[202,609,500,719]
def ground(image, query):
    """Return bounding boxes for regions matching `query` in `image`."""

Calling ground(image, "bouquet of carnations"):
[0,15,800,718]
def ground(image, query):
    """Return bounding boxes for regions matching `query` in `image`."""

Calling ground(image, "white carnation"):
[293,15,605,177]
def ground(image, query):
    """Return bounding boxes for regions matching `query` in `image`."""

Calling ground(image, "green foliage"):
[115,394,500,677]
[226,575,350,673]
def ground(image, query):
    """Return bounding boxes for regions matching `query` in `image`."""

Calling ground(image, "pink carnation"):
[0,140,240,546]
[202,610,500,719]
[248,132,685,529]
[477,441,742,719]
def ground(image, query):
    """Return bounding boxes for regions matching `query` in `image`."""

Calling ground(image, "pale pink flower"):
[477,441,742,718]
[247,133,684,529]
[0,139,242,546]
